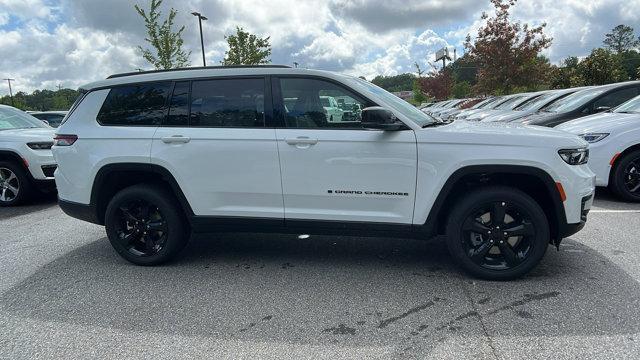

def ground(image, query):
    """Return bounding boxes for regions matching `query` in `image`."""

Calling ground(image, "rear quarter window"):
[97,82,171,126]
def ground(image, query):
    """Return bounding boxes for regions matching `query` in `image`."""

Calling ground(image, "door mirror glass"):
[361,107,405,130]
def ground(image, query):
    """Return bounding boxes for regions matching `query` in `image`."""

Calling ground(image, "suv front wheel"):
[105,184,189,265]
[446,186,550,281]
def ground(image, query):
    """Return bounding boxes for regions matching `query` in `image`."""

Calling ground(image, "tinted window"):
[279,78,370,128]
[166,81,190,126]
[614,95,640,113]
[190,78,265,127]
[98,82,171,126]
[591,87,639,111]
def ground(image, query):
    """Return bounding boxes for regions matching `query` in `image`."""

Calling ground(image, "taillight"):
[53,134,78,146]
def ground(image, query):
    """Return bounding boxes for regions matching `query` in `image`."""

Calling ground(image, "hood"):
[555,112,640,134]
[419,120,587,148]
[465,109,502,121]
[0,128,55,142]
[483,109,532,123]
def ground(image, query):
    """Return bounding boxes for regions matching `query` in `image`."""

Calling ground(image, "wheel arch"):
[421,165,566,243]
[0,150,29,172]
[609,143,640,185]
[90,163,193,225]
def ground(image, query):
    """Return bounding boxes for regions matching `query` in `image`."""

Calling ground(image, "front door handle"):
[285,137,318,146]
[161,135,191,144]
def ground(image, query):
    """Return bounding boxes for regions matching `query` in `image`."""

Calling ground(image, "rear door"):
[151,77,284,219]
[273,76,417,224]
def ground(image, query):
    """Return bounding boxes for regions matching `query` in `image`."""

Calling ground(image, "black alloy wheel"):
[460,201,535,271]
[105,184,189,265]
[113,199,169,257]
[611,150,640,202]
[446,186,550,280]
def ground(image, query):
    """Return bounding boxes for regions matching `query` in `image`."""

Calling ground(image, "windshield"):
[514,92,558,111]
[494,95,527,110]
[0,107,49,130]
[354,77,437,126]
[541,87,608,113]
[472,97,497,109]
[614,95,640,113]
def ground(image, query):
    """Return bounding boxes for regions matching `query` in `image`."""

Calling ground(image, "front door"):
[273,77,417,224]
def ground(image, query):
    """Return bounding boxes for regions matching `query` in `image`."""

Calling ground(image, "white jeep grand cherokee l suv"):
[52,66,595,280]
[0,104,57,206]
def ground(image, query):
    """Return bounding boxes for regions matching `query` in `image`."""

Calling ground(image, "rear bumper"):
[58,198,101,225]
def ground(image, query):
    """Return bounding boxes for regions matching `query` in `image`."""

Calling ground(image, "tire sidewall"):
[612,150,640,202]
[446,187,550,281]
[0,161,31,207]
[105,185,188,266]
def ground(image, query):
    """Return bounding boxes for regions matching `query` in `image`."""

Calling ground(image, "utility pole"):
[3,78,15,106]
[57,84,62,91]
[191,12,208,67]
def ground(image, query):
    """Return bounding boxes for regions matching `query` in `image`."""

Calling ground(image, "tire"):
[105,184,189,265]
[0,161,32,206]
[445,186,550,281]
[609,149,640,202]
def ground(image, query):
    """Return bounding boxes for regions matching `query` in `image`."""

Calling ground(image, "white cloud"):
[1,0,640,95]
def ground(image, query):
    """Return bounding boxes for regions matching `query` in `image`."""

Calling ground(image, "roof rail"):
[107,65,292,79]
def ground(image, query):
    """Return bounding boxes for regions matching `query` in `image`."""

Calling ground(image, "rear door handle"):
[161,135,191,144]
[285,137,318,146]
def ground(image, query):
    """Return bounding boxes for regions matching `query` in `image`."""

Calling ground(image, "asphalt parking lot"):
[1,191,640,360]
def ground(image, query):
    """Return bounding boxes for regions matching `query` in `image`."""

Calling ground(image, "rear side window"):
[166,81,190,126]
[97,82,171,126]
[189,78,265,127]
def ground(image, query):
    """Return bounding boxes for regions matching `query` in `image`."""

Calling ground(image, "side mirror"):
[594,106,611,113]
[361,106,405,130]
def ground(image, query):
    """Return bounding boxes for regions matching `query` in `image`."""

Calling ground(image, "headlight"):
[558,148,589,165]
[27,142,53,150]
[580,133,609,143]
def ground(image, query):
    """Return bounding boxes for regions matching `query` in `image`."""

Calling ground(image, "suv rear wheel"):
[445,186,550,280]
[105,184,189,265]
[610,149,640,202]
[0,161,32,206]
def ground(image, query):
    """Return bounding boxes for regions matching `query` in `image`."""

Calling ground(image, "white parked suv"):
[53,66,595,280]
[0,104,57,205]
[557,95,640,202]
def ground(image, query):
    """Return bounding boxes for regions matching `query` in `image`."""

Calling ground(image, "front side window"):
[614,94,640,114]
[189,78,265,127]
[591,88,639,112]
[97,82,171,126]
[279,78,370,128]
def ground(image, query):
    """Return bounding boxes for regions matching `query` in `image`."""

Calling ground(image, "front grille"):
[580,194,592,222]
[41,165,57,178]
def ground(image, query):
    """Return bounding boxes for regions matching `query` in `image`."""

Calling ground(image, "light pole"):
[191,12,208,67]
[3,78,15,107]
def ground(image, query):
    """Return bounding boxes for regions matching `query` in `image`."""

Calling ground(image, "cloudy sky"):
[1,0,639,95]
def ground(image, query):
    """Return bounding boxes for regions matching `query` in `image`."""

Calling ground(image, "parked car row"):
[421,80,640,202]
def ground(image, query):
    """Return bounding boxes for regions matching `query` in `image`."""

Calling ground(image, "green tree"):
[620,50,640,80]
[603,25,639,54]
[135,0,190,69]
[221,27,272,65]
[464,0,552,95]
[371,73,416,92]
[0,88,80,111]
[578,48,627,85]
[550,56,583,89]
[451,81,472,98]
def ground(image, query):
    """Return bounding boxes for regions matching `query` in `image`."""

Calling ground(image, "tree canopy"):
[464,0,552,94]
[135,0,190,69]
[221,27,272,65]
[0,88,81,111]
[603,25,640,54]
